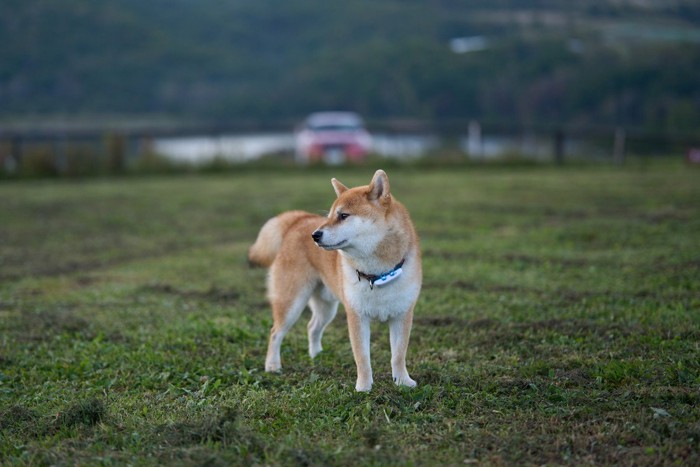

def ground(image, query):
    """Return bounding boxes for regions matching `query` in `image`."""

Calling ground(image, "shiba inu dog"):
[248,170,421,392]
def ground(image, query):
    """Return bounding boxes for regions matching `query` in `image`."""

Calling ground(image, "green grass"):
[1,164,699,465]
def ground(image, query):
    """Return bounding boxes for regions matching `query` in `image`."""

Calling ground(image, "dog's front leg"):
[346,308,373,392]
[389,307,417,388]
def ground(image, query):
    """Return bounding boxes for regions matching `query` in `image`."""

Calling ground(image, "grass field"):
[1,164,699,465]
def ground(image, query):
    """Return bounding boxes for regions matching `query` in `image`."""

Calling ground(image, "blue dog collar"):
[356,259,405,290]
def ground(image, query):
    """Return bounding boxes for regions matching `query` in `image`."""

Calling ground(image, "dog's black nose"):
[311,230,323,243]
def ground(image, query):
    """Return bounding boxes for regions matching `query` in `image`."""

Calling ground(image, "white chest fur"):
[341,258,420,322]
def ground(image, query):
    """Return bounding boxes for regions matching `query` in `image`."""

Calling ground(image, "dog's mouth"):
[317,239,347,250]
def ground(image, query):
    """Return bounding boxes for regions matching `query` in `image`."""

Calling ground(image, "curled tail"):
[248,211,317,267]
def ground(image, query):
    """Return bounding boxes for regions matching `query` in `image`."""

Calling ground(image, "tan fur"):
[249,170,421,391]
[248,210,316,267]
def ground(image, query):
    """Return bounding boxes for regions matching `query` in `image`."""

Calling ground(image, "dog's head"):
[311,170,392,251]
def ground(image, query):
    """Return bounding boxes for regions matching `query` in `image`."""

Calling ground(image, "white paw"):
[393,374,417,388]
[309,344,322,359]
[355,378,373,392]
[265,360,282,373]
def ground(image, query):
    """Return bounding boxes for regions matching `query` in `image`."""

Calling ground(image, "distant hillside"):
[1,0,699,131]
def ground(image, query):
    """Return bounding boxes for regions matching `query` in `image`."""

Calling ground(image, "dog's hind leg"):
[265,268,314,373]
[307,287,339,359]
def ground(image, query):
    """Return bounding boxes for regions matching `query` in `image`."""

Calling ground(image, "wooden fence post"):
[10,136,23,173]
[553,129,565,164]
[53,136,68,174]
[104,132,126,173]
[467,120,482,159]
[613,127,626,165]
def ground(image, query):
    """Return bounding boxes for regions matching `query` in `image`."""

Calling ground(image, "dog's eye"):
[338,212,350,221]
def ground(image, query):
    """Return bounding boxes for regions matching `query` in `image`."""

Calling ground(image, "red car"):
[295,112,372,164]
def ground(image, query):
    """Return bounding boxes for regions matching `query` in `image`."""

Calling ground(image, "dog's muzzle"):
[312,230,347,250]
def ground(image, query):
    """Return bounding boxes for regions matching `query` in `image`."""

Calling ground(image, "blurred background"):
[1,0,700,175]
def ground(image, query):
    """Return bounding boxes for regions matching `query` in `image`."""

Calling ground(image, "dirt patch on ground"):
[447,280,524,294]
[426,278,697,310]
[1,398,106,438]
[413,302,651,341]
[142,283,241,303]
[430,317,648,350]
[511,318,642,338]
[643,208,690,225]
[423,250,593,268]
[502,253,590,268]
[0,405,39,435]
[155,407,267,461]
[54,398,106,430]
[422,249,478,261]
[415,316,499,329]
[13,309,94,342]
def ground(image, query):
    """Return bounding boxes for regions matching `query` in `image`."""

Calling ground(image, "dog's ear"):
[368,169,391,205]
[331,178,349,197]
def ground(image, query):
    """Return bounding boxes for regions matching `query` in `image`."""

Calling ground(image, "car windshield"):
[309,124,361,132]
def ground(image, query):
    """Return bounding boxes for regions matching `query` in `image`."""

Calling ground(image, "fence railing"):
[1,120,698,175]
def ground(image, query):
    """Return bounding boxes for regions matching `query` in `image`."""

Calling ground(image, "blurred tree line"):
[1,0,699,132]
